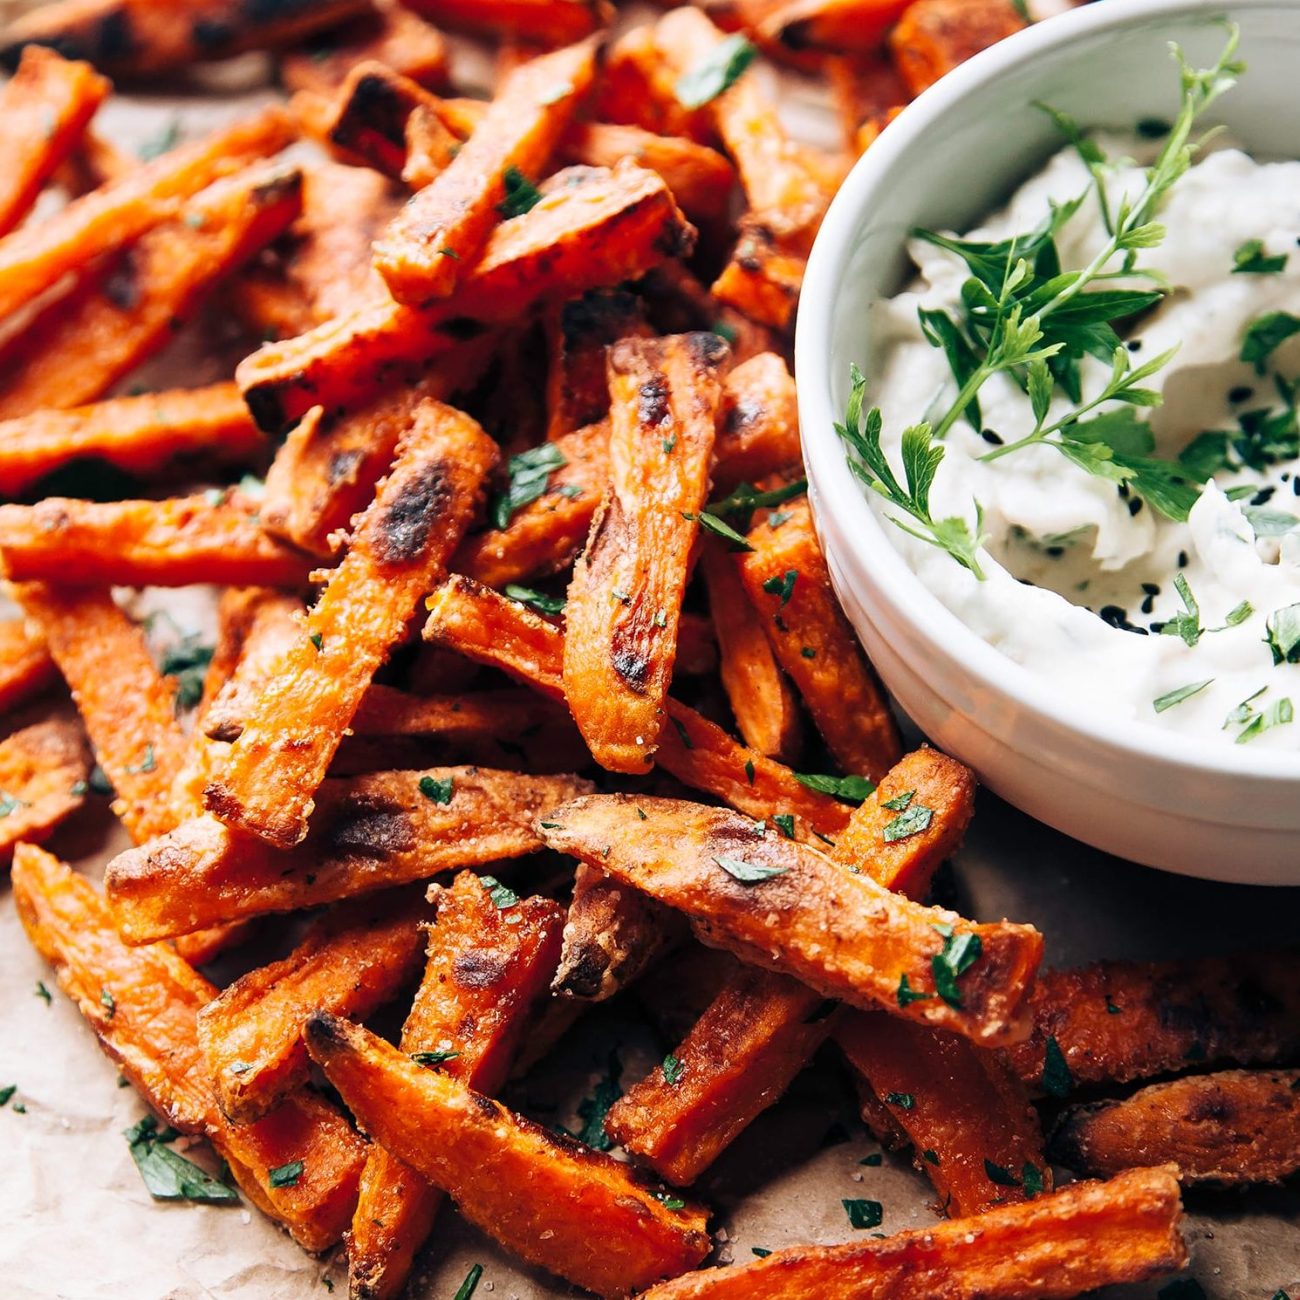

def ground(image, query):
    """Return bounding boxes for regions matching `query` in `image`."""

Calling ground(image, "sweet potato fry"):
[640,1166,1187,1300]
[553,863,686,1001]
[1003,951,1300,1095]
[701,539,801,761]
[564,332,727,773]
[839,1015,1049,1216]
[760,0,914,54]
[826,52,908,152]
[0,0,368,75]
[0,162,304,418]
[401,102,461,189]
[0,493,312,588]
[712,352,801,489]
[238,161,694,434]
[105,766,594,940]
[280,0,448,97]
[537,795,1042,1045]
[606,747,977,1182]
[423,574,852,835]
[740,499,900,782]
[349,872,564,1300]
[0,47,109,238]
[198,892,427,1123]
[711,213,812,331]
[204,401,497,849]
[397,0,613,45]
[305,1010,711,1297]
[0,618,57,713]
[374,39,597,303]
[597,23,712,142]
[12,843,368,1252]
[1050,1069,1300,1187]
[10,583,188,844]
[0,384,265,498]
[0,105,294,324]
[0,719,90,860]
[544,289,651,439]
[889,0,1027,97]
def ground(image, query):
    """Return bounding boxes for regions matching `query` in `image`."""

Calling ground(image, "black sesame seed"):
[1128,497,1143,516]
[1228,386,1253,404]
[981,429,1004,446]
[1177,550,1189,568]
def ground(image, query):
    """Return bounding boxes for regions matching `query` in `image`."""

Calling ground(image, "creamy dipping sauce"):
[867,137,1300,750]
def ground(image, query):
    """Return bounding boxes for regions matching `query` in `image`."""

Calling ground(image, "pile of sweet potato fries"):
[0,1,1295,1297]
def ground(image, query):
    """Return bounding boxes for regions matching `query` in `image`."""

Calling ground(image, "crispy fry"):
[0,47,109,237]
[0,618,57,713]
[740,499,900,782]
[12,844,368,1252]
[826,52,908,152]
[1050,1069,1300,1186]
[0,384,265,499]
[397,0,612,45]
[0,0,368,75]
[564,332,727,772]
[711,213,811,331]
[1003,951,1300,1094]
[401,102,461,189]
[0,106,294,324]
[204,401,497,849]
[0,162,304,418]
[889,0,1027,97]
[280,0,448,97]
[304,1010,712,1298]
[238,161,694,434]
[423,574,852,834]
[701,539,801,761]
[598,23,711,142]
[11,583,188,844]
[349,873,564,1300]
[374,39,597,303]
[198,892,426,1123]
[537,794,1042,1045]
[105,766,594,940]
[0,719,90,860]
[760,0,914,53]
[712,352,801,489]
[0,493,311,588]
[640,1166,1187,1300]
[553,863,686,1001]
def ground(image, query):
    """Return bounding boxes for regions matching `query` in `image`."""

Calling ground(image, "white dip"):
[867,137,1300,750]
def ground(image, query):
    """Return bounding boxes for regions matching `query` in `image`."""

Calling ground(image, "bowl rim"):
[795,0,1300,786]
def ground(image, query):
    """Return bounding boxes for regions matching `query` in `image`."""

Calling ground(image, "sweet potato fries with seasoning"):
[0,6,1288,1299]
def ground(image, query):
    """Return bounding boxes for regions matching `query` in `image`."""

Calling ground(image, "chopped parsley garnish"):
[418,775,454,805]
[675,34,757,108]
[762,569,798,606]
[751,1247,772,1258]
[1234,694,1293,744]
[309,632,323,652]
[882,799,934,843]
[268,1159,304,1188]
[128,744,157,774]
[160,638,214,712]
[670,716,694,749]
[772,813,796,839]
[923,1148,941,1165]
[708,479,807,525]
[1021,1162,1045,1197]
[984,1159,1018,1186]
[662,1054,685,1086]
[452,1263,483,1300]
[1160,573,1204,646]
[650,1189,686,1210]
[794,771,874,803]
[34,981,51,1006]
[896,973,931,1007]
[691,510,753,551]
[0,1085,15,1107]
[930,924,982,1008]
[1042,1034,1073,1098]
[713,319,739,344]
[880,790,916,811]
[480,875,519,909]
[0,791,23,818]
[1232,239,1288,274]
[1241,311,1300,374]
[411,1048,460,1067]
[574,1050,623,1151]
[1152,678,1213,713]
[124,1116,240,1204]
[713,854,788,884]
[860,1153,883,1166]
[504,584,566,616]
[100,988,116,1019]
[492,442,567,529]
[842,1198,883,1229]
[1266,604,1300,664]
[744,759,756,785]
[883,1091,914,1109]
[496,166,542,218]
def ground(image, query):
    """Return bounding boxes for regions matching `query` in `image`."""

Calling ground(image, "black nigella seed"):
[1177,550,1189,568]
[980,429,1004,446]
[1141,582,1160,595]
[1228,386,1253,404]
[1117,482,1131,500]
[1099,605,1148,634]
[1252,486,1276,506]
[1127,339,1143,352]
[1294,478,1300,497]
[1141,593,1156,615]
[1128,497,1143,516]
[1046,546,1064,558]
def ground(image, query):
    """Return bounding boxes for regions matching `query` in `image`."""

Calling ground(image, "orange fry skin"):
[198,892,427,1123]
[349,873,564,1300]
[537,795,1043,1046]
[0,494,311,588]
[0,105,294,324]
[0,719,90,860]
[238,162,694,435]
[374,39,597,303]
[399,0,613,44]
[0,618,57,714]
[0,162,304,419]
[11,582,188,844]
[204,401,497,849]
[712,352,802,491]
[12,844,368,1253]
[640,1166,1187,1300]
[740,499,900,782]
[1050,1069,1300,1187]
[0,384,265,499]
[889,0,1027,97]
[305,1011,712,1298]
[0,46,109,237]
[1003,951,1300,1095]
[564,332,727,773]
[105,767,594,941]
[761,0,914,55]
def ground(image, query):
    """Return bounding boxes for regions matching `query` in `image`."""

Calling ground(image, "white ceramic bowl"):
[797,0,1300,885]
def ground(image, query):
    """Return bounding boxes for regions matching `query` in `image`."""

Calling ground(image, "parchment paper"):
[0,9,1297,1299]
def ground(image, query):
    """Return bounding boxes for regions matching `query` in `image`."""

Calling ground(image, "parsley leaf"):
[1266,604,1300,665]
[160,638,213,712]
[411,1048,460,1067]
[269,1159,304,1188]
[882,801,934,843]
[883,1091,914,1109]
[1232,238,1288,274]
[453,1264,483,1300]
[492,443,567,530]
[693,510,753,551]
[124,1116,240,1204]
[1153,678,1213,713]
[575,1050,622,1150]
[497,166,541,219]
[1042,1034,1073,1098]
[713,855,788,884]
[794,772,874,803]
[1241,311,1300,375]
[984,1159,1019,1186]
[843,1198,883,1229]
[896,973,931,1007]
[772,813,796,839]
[930,924,982,1008]
[675,34,757,108]
[418,775,454,805]
[762,569,798,606]
[662,1054,685,1086]
[504,584,566,616]
[479,875,519,909]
